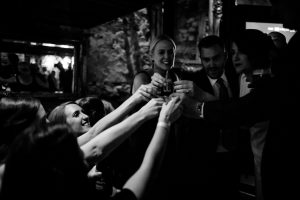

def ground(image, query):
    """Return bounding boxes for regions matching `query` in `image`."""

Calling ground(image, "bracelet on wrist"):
[157,121,171,129]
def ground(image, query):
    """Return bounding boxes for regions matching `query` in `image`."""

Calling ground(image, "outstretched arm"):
[173,80,217,102]
[123,97,182,200]
[81,98,164,166]
[78,84,157,146]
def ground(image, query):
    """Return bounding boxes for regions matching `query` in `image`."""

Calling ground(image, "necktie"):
[217,78,229,101]
[216,78,236,151]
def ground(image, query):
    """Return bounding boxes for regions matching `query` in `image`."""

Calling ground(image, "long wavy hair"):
[0,97,43,164]
[0,124,93,199]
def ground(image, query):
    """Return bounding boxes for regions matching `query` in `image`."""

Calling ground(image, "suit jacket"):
[165,65,239,199]
[189,66,240,147]
[201,54,299,200]
[188,65,240,99]
[203,75,275,128]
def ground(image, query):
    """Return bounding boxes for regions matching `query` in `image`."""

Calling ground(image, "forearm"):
[81,110,147,166]
[78,95,141,146]
[193,89,218,102]
[123,124,170,200]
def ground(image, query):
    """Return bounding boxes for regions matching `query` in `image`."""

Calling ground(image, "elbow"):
[84,145,105,165]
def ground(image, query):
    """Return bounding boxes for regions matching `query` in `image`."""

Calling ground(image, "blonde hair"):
[149,34,176,56]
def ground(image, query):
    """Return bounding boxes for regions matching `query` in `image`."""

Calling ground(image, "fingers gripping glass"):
[161,70,174,97]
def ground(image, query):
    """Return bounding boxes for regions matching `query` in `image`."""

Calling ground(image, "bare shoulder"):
[132,70,152,94]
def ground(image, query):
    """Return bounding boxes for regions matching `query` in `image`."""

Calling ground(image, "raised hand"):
[138,98,164,120]
[169,92,201,119]
[173,80,217,101]
[132,84,158,103]
[151,72,165,89]
[158,96,183,124]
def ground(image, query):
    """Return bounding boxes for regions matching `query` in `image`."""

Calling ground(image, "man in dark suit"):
[173,35,240,200]
[173,1,300,199]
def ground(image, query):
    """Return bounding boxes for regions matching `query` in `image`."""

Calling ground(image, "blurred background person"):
[0,53,19,91]
[0,96,47,191]
[267,31,287,76]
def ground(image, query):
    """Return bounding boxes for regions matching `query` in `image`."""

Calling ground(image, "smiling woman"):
[64,104,91,136]
[48,101,91,137]
[131,34,177,96]
[47,84,159,164]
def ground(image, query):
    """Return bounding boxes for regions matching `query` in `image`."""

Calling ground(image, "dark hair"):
[232,29,275,70]
[76,96,105,126]
[198,35,225,55]
[48,101,77,125]
[0,97,42,164]
[268,31,286,43]
[268,31,287,49]
[0,124,93,199]
[149,34,176,55]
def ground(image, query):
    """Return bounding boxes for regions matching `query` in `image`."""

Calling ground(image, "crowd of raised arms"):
[0,0,299,199]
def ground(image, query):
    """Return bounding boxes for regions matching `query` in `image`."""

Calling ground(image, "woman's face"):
[152,40,175,73]
[231,42,252,75]
[64,104,91,136]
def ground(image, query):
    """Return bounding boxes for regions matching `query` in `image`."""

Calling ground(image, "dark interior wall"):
[209,0,284,51]
[221,0,283,40]
[162,0,176,39]
[1,0,285,111]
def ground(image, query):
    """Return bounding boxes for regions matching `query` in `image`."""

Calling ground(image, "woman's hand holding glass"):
[173,80,217,102]
[158,96,183,124]
[151,72,165,89]
[151,72,174,98]
[173,80,197,97]
[132,83,158,103]
[138,98,164,121]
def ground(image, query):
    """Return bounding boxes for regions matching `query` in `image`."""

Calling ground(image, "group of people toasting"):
[131,6,299,198]
[1,0,299,199]
[132,31,243,199]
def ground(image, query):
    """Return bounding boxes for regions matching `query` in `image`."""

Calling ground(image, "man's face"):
[200,44,226,79]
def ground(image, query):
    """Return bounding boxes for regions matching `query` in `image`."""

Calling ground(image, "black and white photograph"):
[1,0,299,200]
